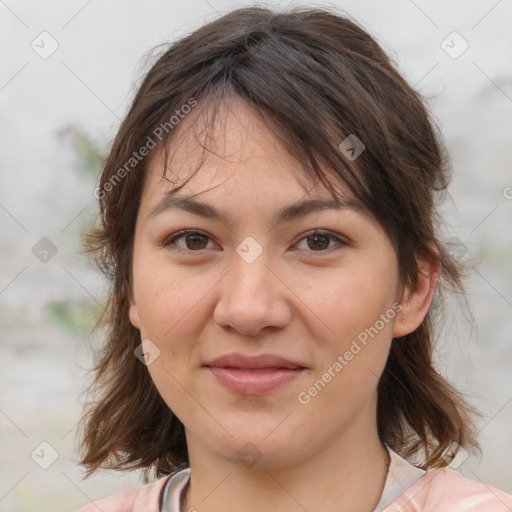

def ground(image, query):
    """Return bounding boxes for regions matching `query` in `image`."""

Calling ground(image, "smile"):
[206,367,305,395]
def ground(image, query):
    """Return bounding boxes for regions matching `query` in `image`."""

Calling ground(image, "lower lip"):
[207,367,305,395]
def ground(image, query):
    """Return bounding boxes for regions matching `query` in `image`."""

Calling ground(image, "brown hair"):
[79,5,481,478]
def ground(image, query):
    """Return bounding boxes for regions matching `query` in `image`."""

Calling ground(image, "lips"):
[204,353,306,395]
[204,352,306,370]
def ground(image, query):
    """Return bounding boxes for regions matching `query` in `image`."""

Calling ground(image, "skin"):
[129,98,439,512]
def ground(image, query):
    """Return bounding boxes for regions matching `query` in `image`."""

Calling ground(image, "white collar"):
[160,447,426,512]
[160,467,190,512]
[373,446,426,511]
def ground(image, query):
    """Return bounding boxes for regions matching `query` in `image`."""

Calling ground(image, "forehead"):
[142,97,354,206]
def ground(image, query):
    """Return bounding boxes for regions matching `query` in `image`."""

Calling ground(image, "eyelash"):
[161,229,348,255]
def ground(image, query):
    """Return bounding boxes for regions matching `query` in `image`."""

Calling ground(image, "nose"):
[213,249,292,337]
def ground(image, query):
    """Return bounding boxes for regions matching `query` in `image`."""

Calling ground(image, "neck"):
[182,406,390,512]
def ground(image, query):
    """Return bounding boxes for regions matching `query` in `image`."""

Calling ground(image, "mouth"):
[203,352,307,395]
[205,366,306,395]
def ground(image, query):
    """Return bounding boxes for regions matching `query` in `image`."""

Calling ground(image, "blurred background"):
[0,0,511,510]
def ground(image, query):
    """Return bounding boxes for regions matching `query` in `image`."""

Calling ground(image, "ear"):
[129,290,141,329]
[393,250,440,338]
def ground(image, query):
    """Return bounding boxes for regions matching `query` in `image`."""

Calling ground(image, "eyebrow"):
[147,192,363,228]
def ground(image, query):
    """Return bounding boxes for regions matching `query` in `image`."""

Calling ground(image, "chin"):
[203,426,312,470]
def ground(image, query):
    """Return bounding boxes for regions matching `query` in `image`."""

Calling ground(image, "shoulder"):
[384,467,512,511]
[74,474,171,512]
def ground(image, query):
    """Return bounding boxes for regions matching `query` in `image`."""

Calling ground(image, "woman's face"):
[129,99,405,468]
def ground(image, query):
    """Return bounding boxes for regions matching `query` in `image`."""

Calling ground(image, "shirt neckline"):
[159,446,426,512]
[373,446,426,511]
[159,467,190,512]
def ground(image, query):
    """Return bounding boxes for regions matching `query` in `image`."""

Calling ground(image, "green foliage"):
[58,124,106,177]
[46,299,104,336]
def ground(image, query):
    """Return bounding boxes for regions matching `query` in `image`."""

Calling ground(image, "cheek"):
[132,261,211,420]
[301,259,398,342]
[131,258,219,398]
[297,259,398,393]
[133,256,206,337]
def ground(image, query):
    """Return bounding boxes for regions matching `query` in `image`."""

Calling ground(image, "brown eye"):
[183,233,208,250]
[307,234,330,250]
[162,229,346,255]
[162,230,213,252]
[295,230,346,253]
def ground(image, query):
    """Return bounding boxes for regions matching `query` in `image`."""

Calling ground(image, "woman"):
[75,6,512,511]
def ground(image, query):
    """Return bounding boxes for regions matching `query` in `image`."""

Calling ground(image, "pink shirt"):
[75,449,512,511]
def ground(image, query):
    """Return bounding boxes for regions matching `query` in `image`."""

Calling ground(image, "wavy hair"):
[78,5,481,478]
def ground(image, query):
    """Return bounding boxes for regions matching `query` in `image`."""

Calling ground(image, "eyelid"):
[293,229,348,251]
[161,228,349,254]
[160,229,215,251]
